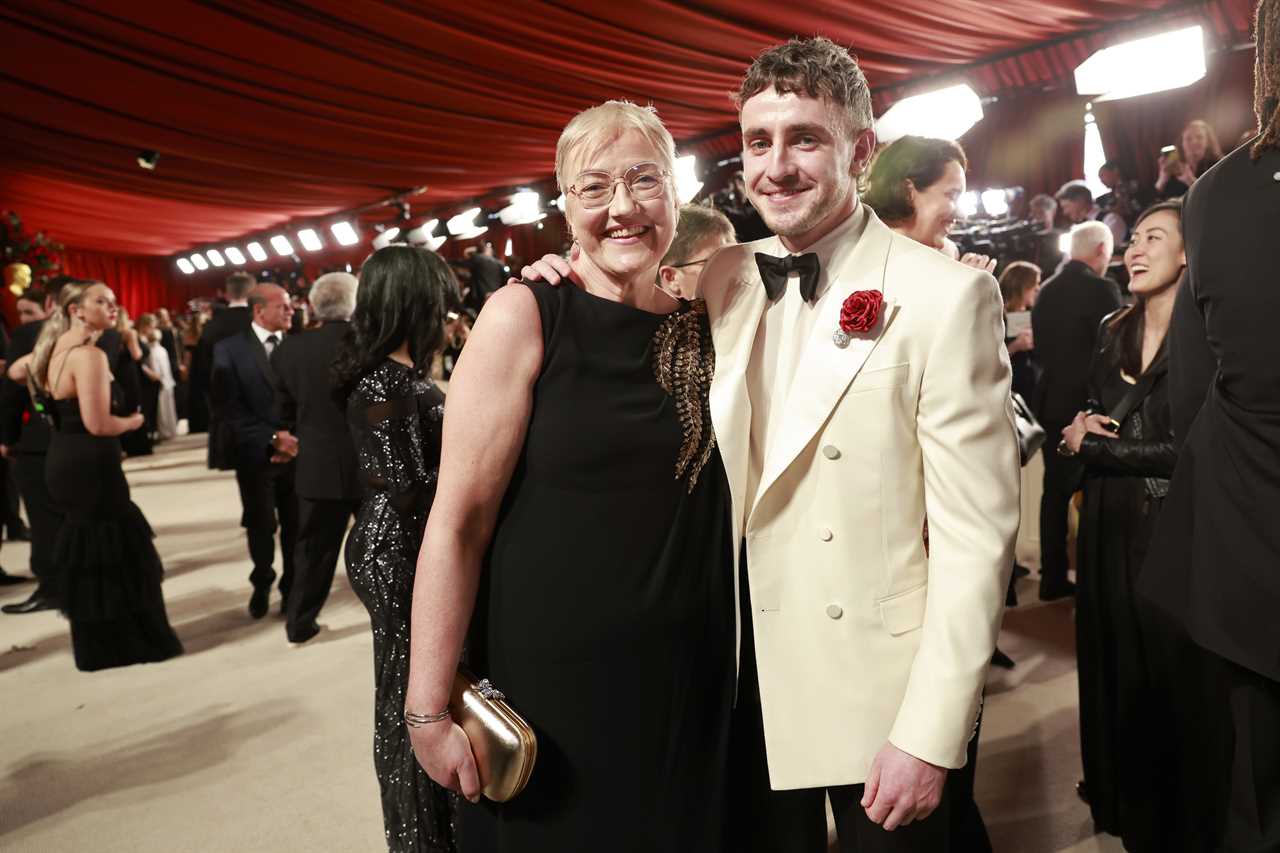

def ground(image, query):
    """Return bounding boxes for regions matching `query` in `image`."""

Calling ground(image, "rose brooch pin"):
[834,290,884,348]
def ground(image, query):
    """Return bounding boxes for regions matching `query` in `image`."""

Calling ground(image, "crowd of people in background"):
[3,9,1279,852]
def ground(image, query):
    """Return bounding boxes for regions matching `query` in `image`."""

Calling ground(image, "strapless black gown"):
[48,393,182,672]
[459,283,735,852]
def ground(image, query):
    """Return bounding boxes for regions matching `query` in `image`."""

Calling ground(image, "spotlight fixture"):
[206,249,227,267]
[372,226,402,251]
[246,241,268,262]
[957,191,980,219]
[330,221,360,246]
[190,253,210,271]
[176,258,195,274]
[224,246,246,265]
[136,150,160,170]
[875,84,984,143]
[297,228,323,252]
[674,155,703,203]
[270,235,294,256]
[1074,25,1206,101]
[405,219,438,244]
[980,189,1009,217]
[498,192,545,226]
[446,207,486,239]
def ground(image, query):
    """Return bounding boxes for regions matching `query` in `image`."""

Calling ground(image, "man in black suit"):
[192,270,254,439]
[210,283,299,619]
[1030,221,1122,600]
[271,272,360,644]
[0,285,65,612]
[464,241,507,314]
[1141,17,1280,846]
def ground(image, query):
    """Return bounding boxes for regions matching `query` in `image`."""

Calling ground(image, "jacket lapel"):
[709,241,776,539]
[751,214,900,515]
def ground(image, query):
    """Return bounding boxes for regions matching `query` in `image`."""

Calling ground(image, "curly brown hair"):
[734,37,873,138]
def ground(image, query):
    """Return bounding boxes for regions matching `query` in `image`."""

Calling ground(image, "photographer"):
[1155,119,1224,199]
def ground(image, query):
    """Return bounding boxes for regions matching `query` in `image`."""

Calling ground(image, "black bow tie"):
[754,252,821,303]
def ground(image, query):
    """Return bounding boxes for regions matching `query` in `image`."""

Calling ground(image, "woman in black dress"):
[334,246,458,853]
[406,101,734,852]
[22,281,182,671]
[1060,201,1184,851]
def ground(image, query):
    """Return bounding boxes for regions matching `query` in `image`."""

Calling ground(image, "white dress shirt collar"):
[761,203,870,301]
[251,322,281,347]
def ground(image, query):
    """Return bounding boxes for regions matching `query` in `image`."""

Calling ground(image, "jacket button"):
[822,445,841,460]
[826,604,843,619]
[819,528,833,542]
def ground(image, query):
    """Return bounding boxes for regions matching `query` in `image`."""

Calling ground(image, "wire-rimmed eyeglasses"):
[566,161,670,209]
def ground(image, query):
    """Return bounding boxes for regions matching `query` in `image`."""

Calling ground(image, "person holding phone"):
[1155,119,1224,199]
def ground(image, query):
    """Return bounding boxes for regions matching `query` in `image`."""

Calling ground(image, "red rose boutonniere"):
[834,289,884,348]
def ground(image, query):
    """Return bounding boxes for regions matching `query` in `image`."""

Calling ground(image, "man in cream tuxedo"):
[708,38,1020,851]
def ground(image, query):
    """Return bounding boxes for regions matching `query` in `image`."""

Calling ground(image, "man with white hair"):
[1030,221,1122,601]
[270,271,361,643]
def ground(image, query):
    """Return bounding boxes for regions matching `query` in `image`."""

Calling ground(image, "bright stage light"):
[270,235,294,256]
[957,191,979,218]
[405,219,439,244]
[246,241,268,262]
[190,253,209,271]
[297,228,323,252]
[206,249,226,267]
[176,258,195,275]
[981,189,1009,217]
[504,238,513,256]
[1059,232,1073,255]
[875,84,984,144]
[1083,113,1110,199]
[330,221,360,246]
[674,155,702,203]
[1074,26,1206,101]
[372,226,400,250]
[447,208,484,236]
[498,192,545,226]
[224,246,246,265]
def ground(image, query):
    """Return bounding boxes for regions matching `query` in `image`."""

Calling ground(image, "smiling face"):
[1181,123,1209,164]
[72,283,118,332]
[740,88,874,251]
[564,129,679,285]
[1124,209,1185,297]
[904,160,966,250]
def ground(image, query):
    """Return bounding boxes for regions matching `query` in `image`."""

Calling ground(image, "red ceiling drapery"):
[0,0,1256,263]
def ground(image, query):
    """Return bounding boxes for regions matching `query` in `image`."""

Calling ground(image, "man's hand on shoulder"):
[860,741,947,831]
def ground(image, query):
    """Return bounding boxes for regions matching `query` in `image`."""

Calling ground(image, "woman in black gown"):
[22,281,182,672]
[334,246,459,853]
[1060,201,1184,851]
[406,101,734,852]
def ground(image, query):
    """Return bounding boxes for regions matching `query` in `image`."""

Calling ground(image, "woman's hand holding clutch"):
[407,716,483,803]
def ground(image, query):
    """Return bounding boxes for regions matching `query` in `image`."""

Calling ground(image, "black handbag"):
[1011,392,1045,466]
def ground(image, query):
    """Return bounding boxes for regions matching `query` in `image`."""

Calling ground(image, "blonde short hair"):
[554,100,677,193]
[1069,220,1114,260]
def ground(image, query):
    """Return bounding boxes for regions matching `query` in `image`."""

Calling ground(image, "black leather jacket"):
[1077,311,1177,498]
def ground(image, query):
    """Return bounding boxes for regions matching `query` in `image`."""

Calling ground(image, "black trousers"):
[14,452,61,597]
[284,496,357,640]
[234,461,298,600]
[1038,441,1082,592]
[727,556,951,853]
[1,456,21,531]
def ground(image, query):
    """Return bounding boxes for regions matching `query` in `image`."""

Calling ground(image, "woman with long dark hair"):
[20,280,182,671]
[334,245,458,853]
[1060,200,1184,851]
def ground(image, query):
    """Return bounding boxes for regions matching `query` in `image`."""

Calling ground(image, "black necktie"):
[265,334,279,355]
[754,252,821,303]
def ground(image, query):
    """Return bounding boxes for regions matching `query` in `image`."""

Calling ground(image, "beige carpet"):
[0,436,1123,852]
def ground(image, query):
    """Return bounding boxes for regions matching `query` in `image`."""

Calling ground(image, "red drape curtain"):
[1093,47,1257,191]
[61,249,212,316]
[959,88,1089,197]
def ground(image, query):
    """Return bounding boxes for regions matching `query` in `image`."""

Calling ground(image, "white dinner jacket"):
[701,209,1020,790]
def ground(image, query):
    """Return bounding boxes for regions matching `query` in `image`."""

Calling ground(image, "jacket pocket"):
[877,583,928,636]
[849,362,909,394]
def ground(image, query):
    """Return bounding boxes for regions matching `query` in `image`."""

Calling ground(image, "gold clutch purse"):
[450,668,537,802]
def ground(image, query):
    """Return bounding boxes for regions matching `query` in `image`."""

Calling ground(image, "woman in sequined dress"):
[334,245,460,853]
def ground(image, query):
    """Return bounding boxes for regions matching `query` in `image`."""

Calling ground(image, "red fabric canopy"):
[0,0,1258,278]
